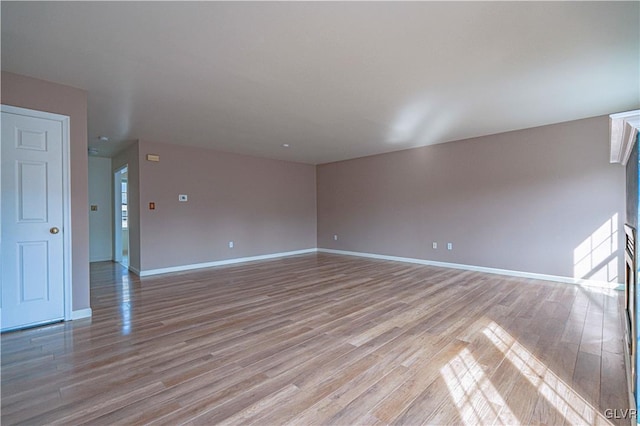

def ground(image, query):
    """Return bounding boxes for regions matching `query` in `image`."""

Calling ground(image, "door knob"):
[50,227,60,234]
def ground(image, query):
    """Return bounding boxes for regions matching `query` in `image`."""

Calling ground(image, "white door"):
[1,108,67,331]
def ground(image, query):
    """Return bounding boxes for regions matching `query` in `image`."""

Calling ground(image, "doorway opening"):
[114,166,129,267]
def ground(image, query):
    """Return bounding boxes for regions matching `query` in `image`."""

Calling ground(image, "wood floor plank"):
[1,253,629,425]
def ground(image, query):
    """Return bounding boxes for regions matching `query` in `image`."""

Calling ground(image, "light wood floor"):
[1,253,630,425]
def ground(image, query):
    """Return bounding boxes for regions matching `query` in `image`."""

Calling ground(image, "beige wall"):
[317,116,625,283]
[88,156,113,262]
[137,140,317,272]
[1,71,90,310]
[1,71,623,293]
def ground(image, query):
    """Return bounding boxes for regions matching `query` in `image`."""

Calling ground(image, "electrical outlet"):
[333,235,338,241]
[447,243,453,250]
[228,241,234,249]
[432,242,437,249]
[178,194,188,202]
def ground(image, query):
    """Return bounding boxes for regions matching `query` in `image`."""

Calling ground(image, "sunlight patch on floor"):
[440,347,516,425]
[482,321,612,426]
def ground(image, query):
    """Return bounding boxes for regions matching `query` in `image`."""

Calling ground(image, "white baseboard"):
[90,256,112,263]
[138,248,317,277]
[317,248,623,290]
[128,265,141,275]
[126,246,621,290]
[71,308,92,320]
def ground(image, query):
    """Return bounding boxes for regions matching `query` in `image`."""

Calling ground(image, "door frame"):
[113,165,128,265]
[1,104,72,323]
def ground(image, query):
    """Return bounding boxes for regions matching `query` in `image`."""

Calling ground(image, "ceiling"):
[2,2,639,164]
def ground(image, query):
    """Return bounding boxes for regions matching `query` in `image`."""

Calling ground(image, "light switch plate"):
[178,194,188,202]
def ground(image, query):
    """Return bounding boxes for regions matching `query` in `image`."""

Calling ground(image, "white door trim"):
[113,165,127,264]
[1,104,73,322]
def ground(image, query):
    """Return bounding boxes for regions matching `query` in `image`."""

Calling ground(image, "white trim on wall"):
[137,248,317,277]
[71,308,92,320]
[90,256,113,263]
[318,248,623,291]
[113,165,128,265]
[610,109,640,165]
[133,246,621,290]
